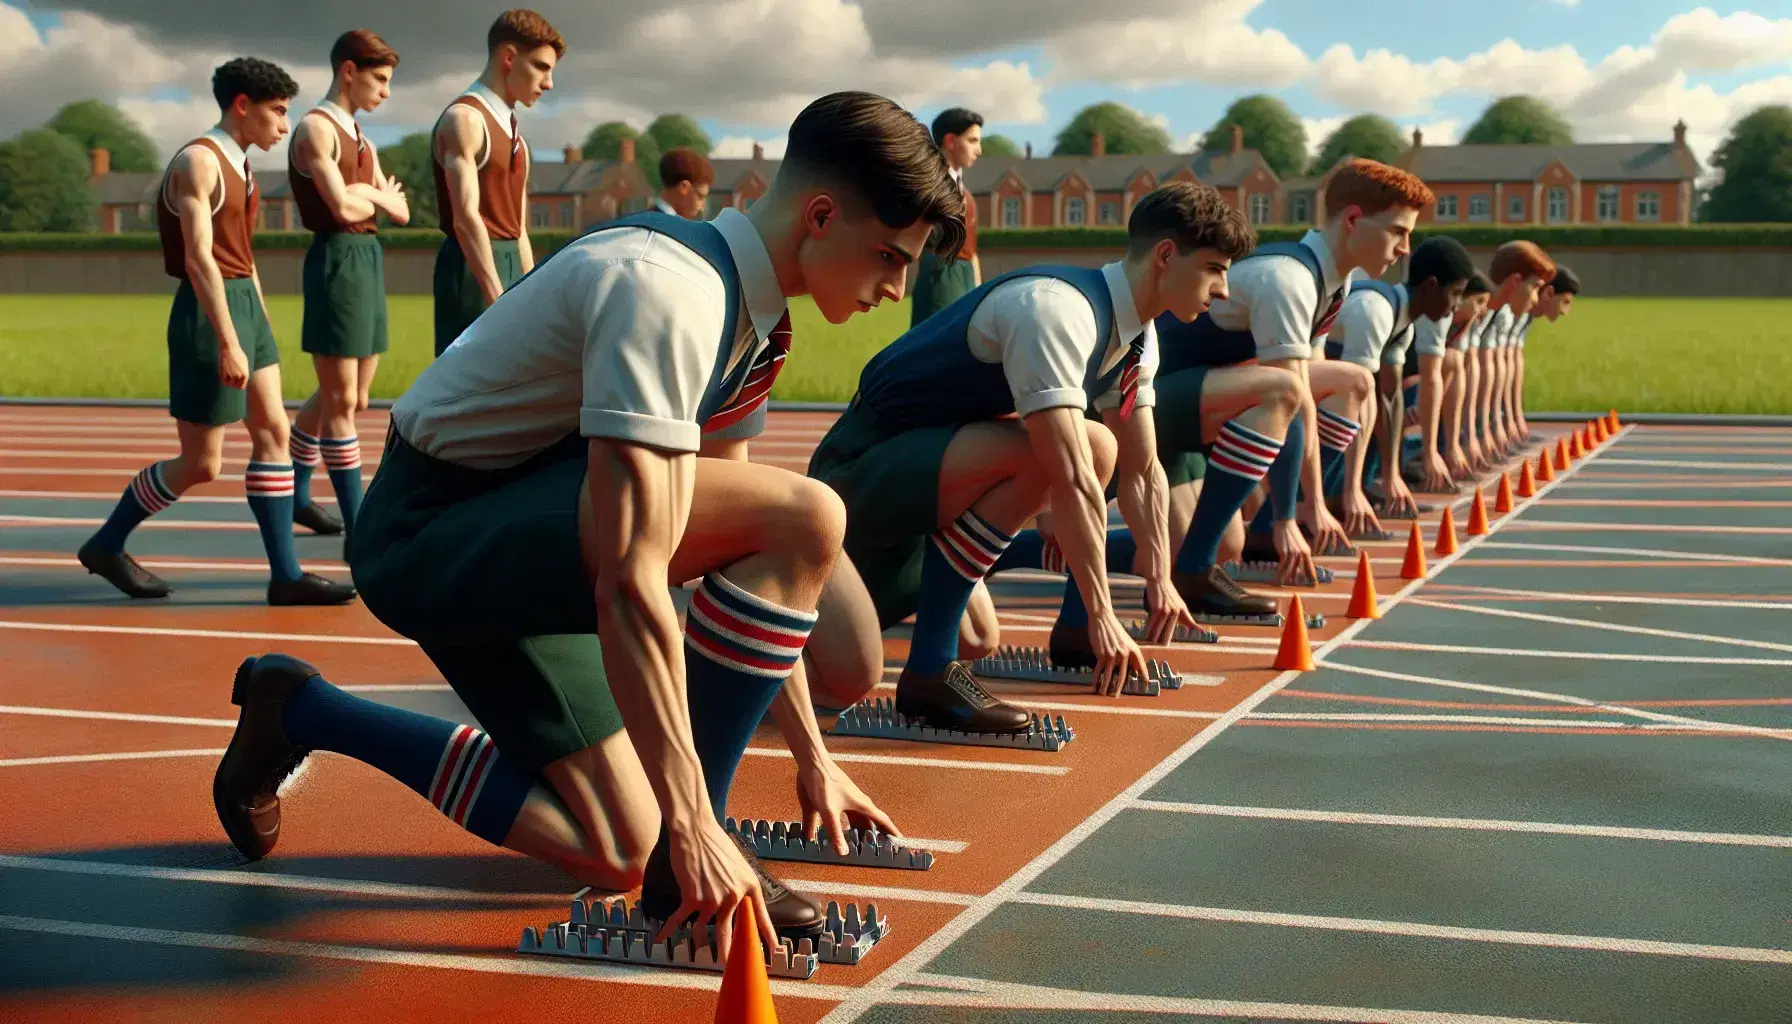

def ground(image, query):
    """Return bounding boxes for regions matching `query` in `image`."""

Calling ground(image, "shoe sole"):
[215,657,272,862]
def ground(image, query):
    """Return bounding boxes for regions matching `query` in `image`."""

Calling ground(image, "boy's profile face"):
[943,124,982,171]
[1342,205,1417,278]
[1414,276,1468,322]
[1453,292,1489,324]
[797,195,938,324]
[345,64,394,114]
[1157,242,1232,323]
[501,44,557,107]
[236,95,292,151]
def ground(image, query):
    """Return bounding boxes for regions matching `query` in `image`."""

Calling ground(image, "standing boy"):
[77,59,355,607]
[432,9,562,356]
[213,93,963,960]
[287,30,410,544]
[910,107,982,327]
[656,148,714,219]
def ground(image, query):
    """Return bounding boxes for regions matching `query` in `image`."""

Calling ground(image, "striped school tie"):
[1116,331,1147,420]
[356,122,369,171]
[704,312,793,432]
[243,153,254,199]
[510,112,522,171]
[1312,287,1344,341]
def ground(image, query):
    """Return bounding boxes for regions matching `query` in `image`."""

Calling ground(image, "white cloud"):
[1044,0,1307,89]
[1546,0,1581,7]
[712,135,788,159]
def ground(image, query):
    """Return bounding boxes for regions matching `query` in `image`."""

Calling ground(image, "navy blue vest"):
[1159,241,1332,375]
[856,266,1123,432]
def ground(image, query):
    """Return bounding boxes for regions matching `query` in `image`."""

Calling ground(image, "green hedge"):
[6,223,1792,252]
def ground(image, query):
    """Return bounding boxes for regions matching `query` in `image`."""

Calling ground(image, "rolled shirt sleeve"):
[1412,315,1449,358]
[1334,290,1394,371]
[968,277,1104,417]
[1248,256,1324,362]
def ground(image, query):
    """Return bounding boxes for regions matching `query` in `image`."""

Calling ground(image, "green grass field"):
[2,294,1789,414]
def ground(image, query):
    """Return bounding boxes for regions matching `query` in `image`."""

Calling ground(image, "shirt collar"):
[315,98,357,137]
[202,128,248,179]
[465,80,514,138]
[654,197,678,217]
[1101,261,1145,345]
[948,165,964,186]
[1298,229,1348,300]
[711,207,787,344]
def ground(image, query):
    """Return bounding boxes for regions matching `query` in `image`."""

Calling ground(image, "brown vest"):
[291,111,377,235]
[957,178,978,261]
[432,95,524,241]
[159,136,257,280]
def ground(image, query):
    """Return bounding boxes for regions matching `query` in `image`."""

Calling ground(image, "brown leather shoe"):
[293,502,343,536]
[639,829,826,941]
[78,540,170,599]
[894,661,1031,733]
[213,655,319,861]
[1173,564,1277,619]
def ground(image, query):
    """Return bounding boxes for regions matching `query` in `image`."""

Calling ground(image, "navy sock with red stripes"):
[279,676,534,845]
[909,508,1015,675]
[1317,408,1361,498]
[1179,420,1283,572]
[88,461,179,554]
[245,461,303,583]
[320,436,364,538]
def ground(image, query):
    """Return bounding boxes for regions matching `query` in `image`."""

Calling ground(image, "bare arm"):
[1374,364,1403,493]
[1260,355,1321,519]
[170,150,247,382]
[364,142,410,226]
[517,145,535,274]
[294,113,378,224]
[437,106,505,304]
[1104,406,1169,584]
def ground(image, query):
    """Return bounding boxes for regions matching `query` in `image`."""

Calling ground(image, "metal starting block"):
[1223,560,1336,586]
[831,698,1074,752]
[1349,526,1398,542]
[971,645,1182,696]
[725,816,934,870]
[1123,620,1220,645]
[1191,608,1326,630]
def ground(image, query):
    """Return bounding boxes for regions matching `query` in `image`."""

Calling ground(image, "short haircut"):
[1326,158,1435,219]
[488,9,566,57]
[1464,270,1492,296]
[660,147,715,189]
[779,91,966,259]
[1126,181,1255,262]
[330,29,399,70]
[1489,240,1556,284]
[931,107,984,147]
[1407,236,1475,288]
[1551,264,1582,295]
[211,57,299,109]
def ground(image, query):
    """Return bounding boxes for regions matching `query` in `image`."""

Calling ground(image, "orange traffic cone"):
[715,902,779,1024]
[1436,505,1460,556]
[1516,461,1537,498]
[1466,486,1490,536]
[1576,426,1590,456]
[1347,550,1380,619]
[1556,436,1572,467]
[1274,595,1316,671]
[1538,448,1556,482]
[1400,520,1428,579]
[1496,471,1515,513]
[1608,409,1621,432]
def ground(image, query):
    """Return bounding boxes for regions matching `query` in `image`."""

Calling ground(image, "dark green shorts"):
[1151,365,1212,485]
[302,233,389,358]
[349,427,623,774]
[433,235,522,356]
[809,401,957,629]
[167,277,280,426]
[909,253,976,328]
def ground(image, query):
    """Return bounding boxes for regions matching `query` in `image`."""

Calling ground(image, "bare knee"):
[770,476,847,572]
[1262,368,1304,421]
[1341,363,1375,404]
[322,383,359,421]
[186,455,223,486]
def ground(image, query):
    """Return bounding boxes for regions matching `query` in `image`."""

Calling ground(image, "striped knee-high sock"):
[1178,420,1281,572]
[245,462,303,583]
[289,428,322,509]
[320,435,364,537]
[909,508,1015,675]
[88,462,179,554]
[1317,408,1361,497]
[684,573,817,817]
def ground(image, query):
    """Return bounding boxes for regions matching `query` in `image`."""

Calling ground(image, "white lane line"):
[0,620,412,647]
[1405,596,1792,655]
[0,489,338,504]
[1556,480,1792,490]
[0,748,227,768]
[1245,712,1681,730]
[1002,891,1792,965]
[815,426,1629,1024]
[1314,660,1792,740]
[0,703,234,727]
[1596,457,1792,471]
[1504,521,1792,536]
[1129,800,1792,849]
[0,467,252,480]
[1342,640,1792,667]
[0,514,265,530]
[742,746,1069,776]
[1475,540,1792,566]
[777,878,977,906]
[0,449,384,464]
[1428,584,1792,610]
[2,555,346,573]
[0,914,860,999]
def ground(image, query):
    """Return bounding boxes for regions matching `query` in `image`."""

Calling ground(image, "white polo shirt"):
[1203,229,1349,362]
[1332,284,1413,371]
[392,207,787,470]
[1486,305,1516,350]
[965,262,1157,416]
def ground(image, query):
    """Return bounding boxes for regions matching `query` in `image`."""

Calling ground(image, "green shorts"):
[167,277,280,426]
[433,235,523,356]
[910,253,976,328]
[1152,365,1212,486]
[809,401,957,629]
[348,426,624,774]
[302,233,389,358]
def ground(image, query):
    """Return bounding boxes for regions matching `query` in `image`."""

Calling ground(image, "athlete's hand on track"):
[659,816,778,964]
[1446,446,1473,485]
[218,343,250,389]
[1383,474,1422,519]
[1141,575,1197,646]
[797,757,901,857]
[1421,451,1454,495]
[1272,518,1319,588]
[1466,439,1489,473]
[1338,487,1382,539]
[1305,503,1353,558]
[1087,612,1148,697]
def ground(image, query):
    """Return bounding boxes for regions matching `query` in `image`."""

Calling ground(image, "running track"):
[0,405,1786,1023]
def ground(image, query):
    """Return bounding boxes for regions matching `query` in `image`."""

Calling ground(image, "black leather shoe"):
[267,573,357,606]
[213,655,319,861]
[78,540,171,599]
[1173,564,1277,619]
[293,502,343,536]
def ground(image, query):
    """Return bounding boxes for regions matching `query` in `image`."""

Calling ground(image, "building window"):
[1468,193,1491,221]
[1507,194,1526,221]
[1099,201,1119,225]
[1002,196,1022,227]
[1547,187,1569,223]
[530,203,551,229]
[1291,194,1311,223]
[1065,196,1086,225]
[1436,195,1459,220]
[1596,186,1620,222]
[1636,190,1661,221]
[1248,193,1271,224]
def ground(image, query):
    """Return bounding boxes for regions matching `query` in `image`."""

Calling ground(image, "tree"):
[1198,95,1306,179]
[0,129,95,231]
[981,133,1023,158]
[47,99,160,172]
[1310,114,1405,175]
[1052,102,1171,156]
[1462,96,1573,146]
[1700,105,1792,223]
[378,132,438,229]
[646,114,712,156]
[583,120,663,187]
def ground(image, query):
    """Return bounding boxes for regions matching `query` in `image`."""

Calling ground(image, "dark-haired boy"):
[214,92,964,962]
[77,58,355,607]
[1420,271,1490,492]
[431,9,563,357]
[657,147,714,218]
[287,29,410,544]
[910,107,983,327]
